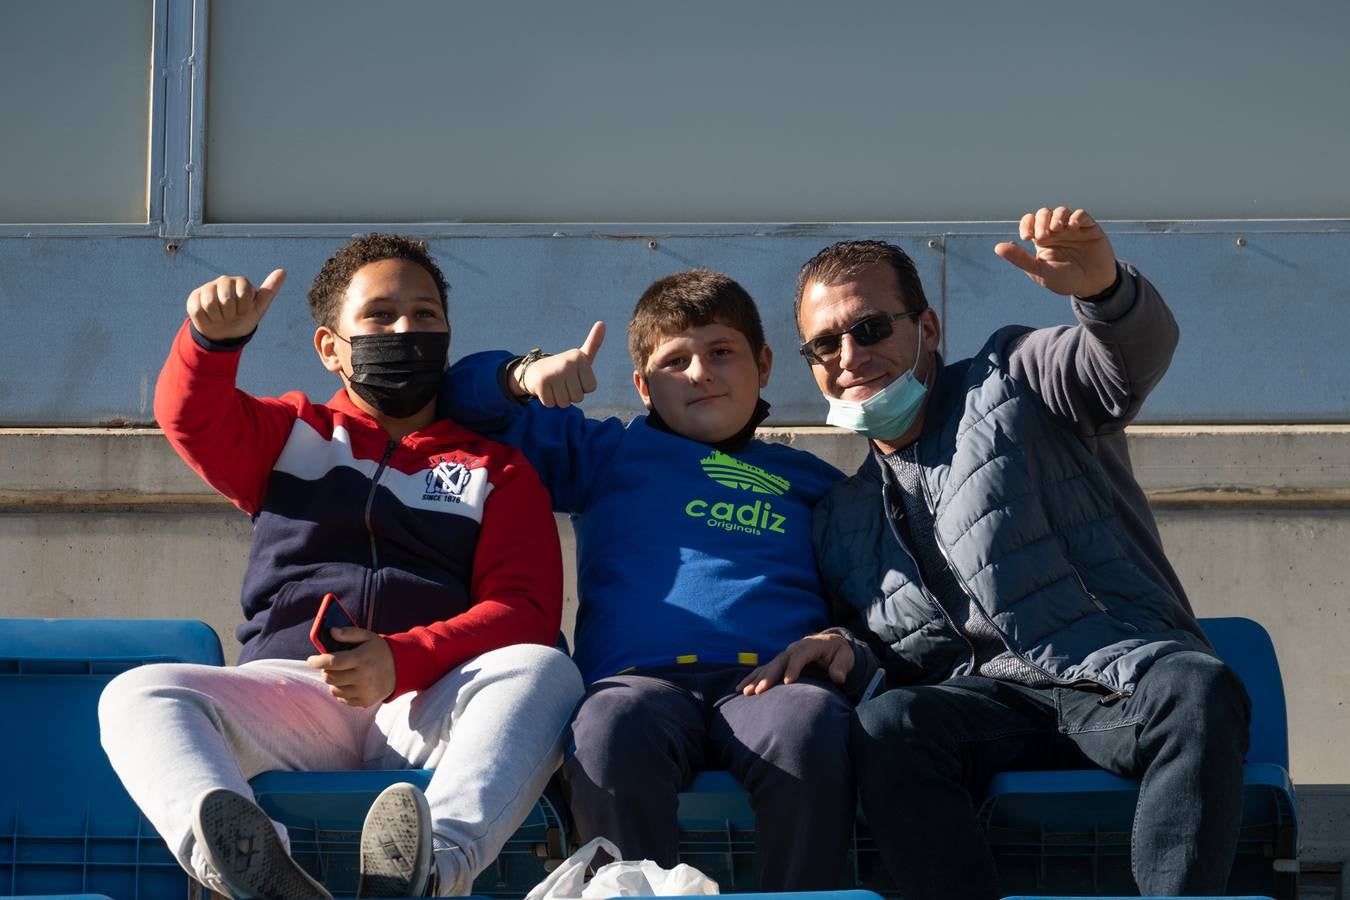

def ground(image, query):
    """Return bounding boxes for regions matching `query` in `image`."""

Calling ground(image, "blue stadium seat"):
[667,617,1296,897]
[0,617,223,899]
[248,769,568,898]
[247,617,1294,897]
[976,617,1298,899]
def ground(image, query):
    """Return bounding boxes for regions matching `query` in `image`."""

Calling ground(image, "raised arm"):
[439,321,623,513]
[993,207,1178,435]
[505,321,606,408]
[154,270,299,513]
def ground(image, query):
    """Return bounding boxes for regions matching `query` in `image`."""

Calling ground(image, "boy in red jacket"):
[100,235,583,899]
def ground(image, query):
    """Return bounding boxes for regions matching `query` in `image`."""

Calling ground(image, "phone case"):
[309,593,361,654]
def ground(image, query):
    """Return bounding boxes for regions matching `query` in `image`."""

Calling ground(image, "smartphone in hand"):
[309,593,362,654]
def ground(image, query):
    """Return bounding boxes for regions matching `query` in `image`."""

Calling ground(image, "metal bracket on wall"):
[157,0,208,240]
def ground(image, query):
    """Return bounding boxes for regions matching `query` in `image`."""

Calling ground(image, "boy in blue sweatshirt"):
[439,269,877,889]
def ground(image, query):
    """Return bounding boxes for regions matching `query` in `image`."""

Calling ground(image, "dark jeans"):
[852,651,1251,900]
[562,663,854,890]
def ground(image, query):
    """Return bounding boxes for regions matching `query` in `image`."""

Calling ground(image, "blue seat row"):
[0,616,1297,899]
[248,618,1299,898]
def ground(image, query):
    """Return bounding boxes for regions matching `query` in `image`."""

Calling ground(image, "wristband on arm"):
[514,348,550,395]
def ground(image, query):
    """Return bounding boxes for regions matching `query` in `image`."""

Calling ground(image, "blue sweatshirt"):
[440,351,844,683]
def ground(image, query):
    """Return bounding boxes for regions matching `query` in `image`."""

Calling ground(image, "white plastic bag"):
[525,836,720,899]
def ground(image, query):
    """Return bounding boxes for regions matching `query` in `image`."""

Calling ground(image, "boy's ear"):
[632,370,653,410]
[756,344,774,389]
[314,326,344,375]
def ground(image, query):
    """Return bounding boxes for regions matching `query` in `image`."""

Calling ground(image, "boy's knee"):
[789,680,853,723]
[99,663,184,725]
[749,683,852,770]
[520,643,583,690]
[472,643,583,700]
[99,663,208,764]
[571,685,658,745]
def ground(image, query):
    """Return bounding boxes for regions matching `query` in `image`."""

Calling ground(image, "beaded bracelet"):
[515,347,550,394]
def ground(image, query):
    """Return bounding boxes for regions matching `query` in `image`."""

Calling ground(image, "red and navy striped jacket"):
[155,321,563,698]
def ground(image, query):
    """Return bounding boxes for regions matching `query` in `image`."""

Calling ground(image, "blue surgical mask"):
[823,336,928,439]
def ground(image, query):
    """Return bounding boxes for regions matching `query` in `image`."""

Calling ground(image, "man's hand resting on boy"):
[187,269,287,342]
[736,631,855,696]
[507,321,606,408]
[307,628,396,707]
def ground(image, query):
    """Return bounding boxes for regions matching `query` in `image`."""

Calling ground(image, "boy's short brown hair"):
[627,269,766,372]
[307,233,450,329]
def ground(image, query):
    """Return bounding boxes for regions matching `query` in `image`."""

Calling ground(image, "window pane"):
[0,0,153,224]
[206,0,1350,223]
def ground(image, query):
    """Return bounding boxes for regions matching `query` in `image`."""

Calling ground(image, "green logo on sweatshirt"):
[699,450,790,495]
[684,451,791,536]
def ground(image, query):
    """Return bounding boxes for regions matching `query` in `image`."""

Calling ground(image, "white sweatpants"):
[99,644,583,897]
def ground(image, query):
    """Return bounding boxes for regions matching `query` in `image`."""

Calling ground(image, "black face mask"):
[645,397,772,454]
[339,331,449,419]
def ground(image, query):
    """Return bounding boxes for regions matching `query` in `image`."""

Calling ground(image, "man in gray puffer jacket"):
[738,206,1250,899]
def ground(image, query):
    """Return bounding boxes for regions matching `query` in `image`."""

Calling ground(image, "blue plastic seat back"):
[0,617,224,673]
[1197,616,1288,769]
[0,618,223,897]
[1,619,224,808]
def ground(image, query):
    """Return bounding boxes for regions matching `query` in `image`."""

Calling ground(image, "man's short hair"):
[308,233,450,330]
[794,240,930,334]
[628,269,766,372]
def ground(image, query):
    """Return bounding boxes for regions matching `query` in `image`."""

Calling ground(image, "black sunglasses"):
[799,311,921,364]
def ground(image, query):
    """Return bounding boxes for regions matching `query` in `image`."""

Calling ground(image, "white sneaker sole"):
[357,782,434,897]
[191,787,333,900]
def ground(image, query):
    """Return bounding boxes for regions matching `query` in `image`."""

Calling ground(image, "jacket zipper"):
[879,481,975,666]
[362,439,398,630]
[1070,564,1139,633]
[912,463,1131,699]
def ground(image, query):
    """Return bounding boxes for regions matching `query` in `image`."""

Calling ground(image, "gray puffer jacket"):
[814,265,1210,699]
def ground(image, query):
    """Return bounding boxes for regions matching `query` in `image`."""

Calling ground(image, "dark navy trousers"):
[561,663,854,890]
[852,651,1252,900]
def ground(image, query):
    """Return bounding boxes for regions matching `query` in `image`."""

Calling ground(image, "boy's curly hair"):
[308,234,450,329]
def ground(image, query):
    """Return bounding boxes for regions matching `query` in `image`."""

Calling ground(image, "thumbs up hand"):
[186,269,287,342]
[508,321,606,409]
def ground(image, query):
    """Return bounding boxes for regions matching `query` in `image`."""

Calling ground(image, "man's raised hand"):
[993,207,1118,298]
[186,269,286,343]
[510,320,606,408]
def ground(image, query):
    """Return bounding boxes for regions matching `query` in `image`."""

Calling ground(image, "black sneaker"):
[357,782,435,897]
[191,788,333,900]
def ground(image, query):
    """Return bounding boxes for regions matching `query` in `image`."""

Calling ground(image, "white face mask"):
[823,334,928,439]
